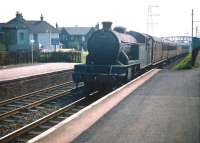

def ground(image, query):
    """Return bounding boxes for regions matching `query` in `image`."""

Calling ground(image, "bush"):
[173,54,193,70]
[0,42,6,51]
[39,51,81,63]
[0,51,8,65]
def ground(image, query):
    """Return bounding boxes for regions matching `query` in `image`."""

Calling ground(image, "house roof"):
[26,21,58,33]
[4,15,27,29]
[63,27,92,35]
[3,13,58,33]
[57,27,63,33]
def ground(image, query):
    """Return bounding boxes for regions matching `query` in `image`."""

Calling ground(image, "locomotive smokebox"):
[102,21,112,31]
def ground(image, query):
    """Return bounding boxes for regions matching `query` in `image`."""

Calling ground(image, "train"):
[73,22,189,91]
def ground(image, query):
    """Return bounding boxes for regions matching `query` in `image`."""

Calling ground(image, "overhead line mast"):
[146,4,160,36]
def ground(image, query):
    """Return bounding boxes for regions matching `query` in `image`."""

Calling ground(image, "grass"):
[194,50,200,67]
[173,54,193,70]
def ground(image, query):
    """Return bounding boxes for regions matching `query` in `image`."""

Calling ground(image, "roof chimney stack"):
[40,14,43,21]
[102,21,112,31]
[16,11,22,18]
[95,22,99,30]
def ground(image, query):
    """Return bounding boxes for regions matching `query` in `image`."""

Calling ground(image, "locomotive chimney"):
[102,21,112,31]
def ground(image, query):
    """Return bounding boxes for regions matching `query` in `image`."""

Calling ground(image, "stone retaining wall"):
[0,70,73,100]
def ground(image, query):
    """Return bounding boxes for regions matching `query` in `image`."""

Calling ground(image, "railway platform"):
[0,63,77,98]
[0,63,76,82]
[73,67,200,143]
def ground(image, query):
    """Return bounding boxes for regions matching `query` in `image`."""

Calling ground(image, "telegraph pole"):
[191,9,195,65]
[196,26,198,36]
[191,9,199,66]
[192,9,193,38]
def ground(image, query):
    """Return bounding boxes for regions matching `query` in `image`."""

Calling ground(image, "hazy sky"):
[0,0,200,37]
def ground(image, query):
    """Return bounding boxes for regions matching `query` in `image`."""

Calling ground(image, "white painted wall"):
[38,33,59,52]
[29,33,60,52]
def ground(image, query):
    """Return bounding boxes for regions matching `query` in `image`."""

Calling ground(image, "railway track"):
[0,67,152,142]
[0,90,102,143]
[0,66,164,143]
[0,81,73,120]
[0,82,85,139]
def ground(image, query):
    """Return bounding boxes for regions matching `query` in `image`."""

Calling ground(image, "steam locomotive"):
[73,22,189,91]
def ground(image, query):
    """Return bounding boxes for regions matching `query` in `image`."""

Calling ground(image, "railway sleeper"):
[3,119,15,123]
[6,104,22,108]
[39,125,51,129]
[0,107,13,111]
[15,138,27,142]
[57,116,66,120]
[13,115,24,118]
[36,107,45,110]
[12,101,24,104]
[63,112,74,116]
[21,112,30,115]
[48,120,60,124]
[28,109,39,112]
[28,131,42,135]
[71,108,81,112]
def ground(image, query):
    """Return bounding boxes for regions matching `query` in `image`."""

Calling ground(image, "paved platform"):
[74,67,200,143]
[0,63,77,82]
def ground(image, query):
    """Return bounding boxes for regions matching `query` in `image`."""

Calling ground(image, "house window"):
[70,36,74,41]
[19,32,24,41]
[33,34,38,42]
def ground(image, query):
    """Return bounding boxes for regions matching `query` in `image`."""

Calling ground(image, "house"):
[59,26,97,50]
[0,23,5,51]
[2,12,59,52]
[0,23,5,42]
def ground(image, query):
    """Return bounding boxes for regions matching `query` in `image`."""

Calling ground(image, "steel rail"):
[0,97,87,143]
[0,81,73,106]
[0,87,74,120]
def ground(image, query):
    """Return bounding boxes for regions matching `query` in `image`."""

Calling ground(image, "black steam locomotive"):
[73,22,189,91]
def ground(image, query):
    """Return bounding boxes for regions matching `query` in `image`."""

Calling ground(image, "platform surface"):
[74,67,200,143]
[0,63,77,82]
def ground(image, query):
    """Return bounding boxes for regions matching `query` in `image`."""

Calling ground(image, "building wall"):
[17,29,29,45]
[4,28,30,51]
[67,35,84,50]
[30,33,59,52]
[60,28,96,50]
[4,29,17,51]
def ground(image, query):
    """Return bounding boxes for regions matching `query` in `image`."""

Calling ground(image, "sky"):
[0,0,200,37]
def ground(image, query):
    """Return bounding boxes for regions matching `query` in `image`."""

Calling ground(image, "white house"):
[28,15,60,52]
